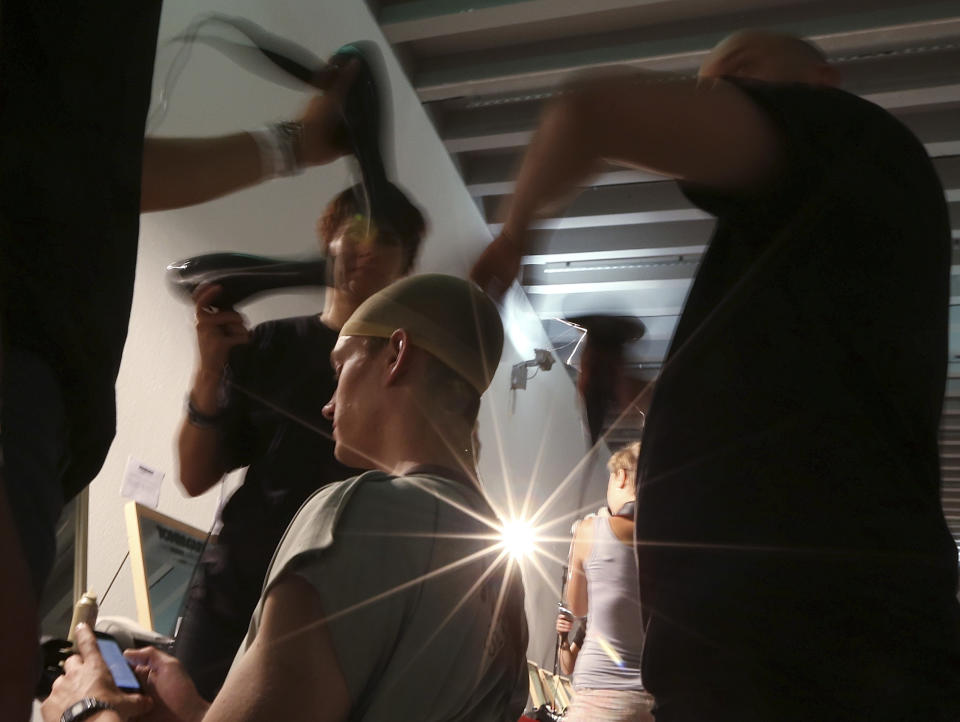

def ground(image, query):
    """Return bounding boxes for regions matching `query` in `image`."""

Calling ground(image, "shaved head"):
[699,30,838,86]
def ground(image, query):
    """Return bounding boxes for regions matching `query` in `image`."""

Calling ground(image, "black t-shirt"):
[0,2,161,500]
[203,315,361,604]
[636,80,955,588]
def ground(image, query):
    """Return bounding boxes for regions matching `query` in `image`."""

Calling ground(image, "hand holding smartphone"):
[94,632,142,693]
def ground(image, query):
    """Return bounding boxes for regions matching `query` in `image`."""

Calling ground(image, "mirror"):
[124,502,209,637]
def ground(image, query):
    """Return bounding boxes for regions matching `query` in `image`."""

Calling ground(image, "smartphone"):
[94,632,142,693]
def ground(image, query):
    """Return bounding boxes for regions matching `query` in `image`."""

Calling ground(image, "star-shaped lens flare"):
[500,517,537,560]
[228,376,612,664]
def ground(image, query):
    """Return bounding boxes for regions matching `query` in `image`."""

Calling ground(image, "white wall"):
[479,285,611,666]
[85,0,608,674]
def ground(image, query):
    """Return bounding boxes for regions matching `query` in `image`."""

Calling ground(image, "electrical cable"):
[99,551,129,607]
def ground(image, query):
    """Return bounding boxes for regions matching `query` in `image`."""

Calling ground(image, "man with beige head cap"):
[472,28,959,722]
[43,274,528,722]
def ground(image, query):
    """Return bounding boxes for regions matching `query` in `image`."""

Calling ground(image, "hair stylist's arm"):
[141,62,358,213]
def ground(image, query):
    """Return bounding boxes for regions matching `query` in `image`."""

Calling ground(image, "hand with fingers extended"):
[123,646,209,722]
[40,624,154,722]
[296,59,361,167]
[469,230,524,302]
[192,283,251,392]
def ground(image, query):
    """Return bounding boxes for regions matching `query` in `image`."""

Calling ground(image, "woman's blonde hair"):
[607,441,641,475]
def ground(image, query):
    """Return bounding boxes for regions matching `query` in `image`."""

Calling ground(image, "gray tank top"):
[572,515,645,691]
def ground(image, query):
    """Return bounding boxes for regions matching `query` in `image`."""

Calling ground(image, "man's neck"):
[319,288,359,330]
[391,435,478,488]
[394,455,477,484]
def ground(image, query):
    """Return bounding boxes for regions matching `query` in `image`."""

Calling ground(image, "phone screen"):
[95,636,141,692]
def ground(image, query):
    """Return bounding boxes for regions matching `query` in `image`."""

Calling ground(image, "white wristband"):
[249,127,285,179]
[249,122,302,178]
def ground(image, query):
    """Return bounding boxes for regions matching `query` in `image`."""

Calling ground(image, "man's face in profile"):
[324,334,383,470]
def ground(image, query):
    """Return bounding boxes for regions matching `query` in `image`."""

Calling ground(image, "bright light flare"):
[595,634,626,668]
[500,517,537,560]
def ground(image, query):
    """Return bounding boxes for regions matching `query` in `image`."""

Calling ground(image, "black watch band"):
[185,396,224,429]
[60,697,116,722]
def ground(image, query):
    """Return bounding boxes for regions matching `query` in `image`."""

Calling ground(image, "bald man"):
[472,30,959,722]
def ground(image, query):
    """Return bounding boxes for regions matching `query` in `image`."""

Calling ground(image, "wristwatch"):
[60,697,116,722]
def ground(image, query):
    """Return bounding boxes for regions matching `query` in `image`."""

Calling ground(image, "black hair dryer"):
[166,252,329,307]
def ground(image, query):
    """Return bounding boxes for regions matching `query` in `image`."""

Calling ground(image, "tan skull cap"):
[340,273,504,394]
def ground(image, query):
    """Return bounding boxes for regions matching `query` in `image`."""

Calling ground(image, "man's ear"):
[385,328,412,386]
[617,468,630,489]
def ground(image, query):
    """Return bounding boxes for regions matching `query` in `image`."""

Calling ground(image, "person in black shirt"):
[471,29,959,721]
[0,3,162,718]
[174,183,425,699]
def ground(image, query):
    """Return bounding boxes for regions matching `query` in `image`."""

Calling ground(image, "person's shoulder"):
[295,471,430,524]
[572,514,598,558]
[577,513,597,537]
[817,85,920,140]
[302,470,386,515]
[344,472,444,516]
[273,471,385,557]
[730,78,915,141]
[345,473,491,529]
[727,77,857,108]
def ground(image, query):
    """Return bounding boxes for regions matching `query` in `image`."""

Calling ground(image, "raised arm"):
[142,61,358,212]
[176,285,249,497]
[141,135,265,212]
[471,70,783,294]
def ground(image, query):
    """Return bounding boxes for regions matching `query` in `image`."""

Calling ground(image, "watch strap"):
[60,697,116,722]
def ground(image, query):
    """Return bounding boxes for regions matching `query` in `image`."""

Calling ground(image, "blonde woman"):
[558,442,653,722]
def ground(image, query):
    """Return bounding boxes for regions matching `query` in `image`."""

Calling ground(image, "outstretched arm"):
[141,135,264,212]
[471,71,782,294]
[142,61,358,212]
[176,285,249,497]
